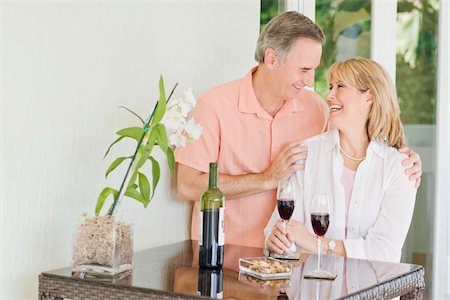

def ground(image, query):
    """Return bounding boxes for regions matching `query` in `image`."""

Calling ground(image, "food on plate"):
[245,274,289,288]
[248,259,290,274]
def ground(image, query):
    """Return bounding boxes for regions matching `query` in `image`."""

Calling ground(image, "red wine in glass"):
[277,199,295,221]
[303,194,337,279]
[276,177,297,257]
[311,213,329,237]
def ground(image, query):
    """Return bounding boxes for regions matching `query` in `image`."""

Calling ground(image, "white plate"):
[238,256,292,280]
[238,272,291,289]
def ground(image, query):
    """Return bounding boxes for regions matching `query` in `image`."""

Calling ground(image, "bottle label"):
[218,207,225,246]
[198,210,203,246]
[210,272,217,296]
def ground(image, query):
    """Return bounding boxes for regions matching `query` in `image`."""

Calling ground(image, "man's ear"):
[264,48,278,69]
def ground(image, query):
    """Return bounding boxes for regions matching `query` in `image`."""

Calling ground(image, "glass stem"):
[315,281,320,300]
[283,221,288,253]
[317,236,321,270]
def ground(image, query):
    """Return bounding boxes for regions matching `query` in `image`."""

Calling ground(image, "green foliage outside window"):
[315,0,437,125]
[396,0,438,124]
[260,0,279,32]
[315,0,371,100]
[260,0,438,124]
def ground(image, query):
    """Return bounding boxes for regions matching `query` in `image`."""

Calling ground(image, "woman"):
[265,58,417,263]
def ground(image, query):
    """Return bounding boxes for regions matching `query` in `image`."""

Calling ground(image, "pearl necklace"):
[339,145,366,161]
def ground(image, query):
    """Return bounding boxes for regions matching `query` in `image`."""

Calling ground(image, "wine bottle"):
[197,267,223,299]
[199,162,225,268]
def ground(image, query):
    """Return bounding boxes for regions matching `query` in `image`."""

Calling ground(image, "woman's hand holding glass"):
[303,194,337,279]
[276,176,297,255]
[266,220,294,254]
[267,219,317,255]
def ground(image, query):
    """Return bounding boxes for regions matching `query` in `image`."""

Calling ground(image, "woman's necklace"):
[339,145,366,161]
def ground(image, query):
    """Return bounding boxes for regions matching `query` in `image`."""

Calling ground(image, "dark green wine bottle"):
[197,268,223,298]
[199,162,225,269]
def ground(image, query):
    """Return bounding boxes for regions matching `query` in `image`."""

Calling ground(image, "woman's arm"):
[288,156,417,262]
[342,160,417,262]
[285,220,347,256]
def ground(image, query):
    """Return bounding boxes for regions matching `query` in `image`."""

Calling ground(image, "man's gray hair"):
[255,11,325,64]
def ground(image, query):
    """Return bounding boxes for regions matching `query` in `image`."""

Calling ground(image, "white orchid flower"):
[163,88,201,148]
[183,88,197,107]
[161,108,185,133]
[183,118,203,140]
[169,129,187,147]
[177,100,192,117]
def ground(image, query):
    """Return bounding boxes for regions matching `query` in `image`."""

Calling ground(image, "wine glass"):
[304,194,336,279]
[311,194,330,273]
[276,176,297,255]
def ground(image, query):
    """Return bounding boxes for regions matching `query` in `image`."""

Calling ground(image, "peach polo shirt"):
[175,67,328,248]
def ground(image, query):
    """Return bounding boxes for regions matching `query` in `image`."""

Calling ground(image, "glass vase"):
[72,215,133,276]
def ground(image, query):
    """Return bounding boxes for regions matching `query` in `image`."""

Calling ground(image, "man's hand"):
[262,141,307,189]
[399,147,422,189]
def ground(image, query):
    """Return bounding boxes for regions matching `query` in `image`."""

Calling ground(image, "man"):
[175,11,421,248]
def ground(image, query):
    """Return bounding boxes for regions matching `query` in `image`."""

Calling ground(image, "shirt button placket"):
[270,119,277,162]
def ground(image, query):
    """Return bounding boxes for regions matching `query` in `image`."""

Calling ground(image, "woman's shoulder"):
[373,142,416,193]
[377,142,409,163]
[372,142,411,174]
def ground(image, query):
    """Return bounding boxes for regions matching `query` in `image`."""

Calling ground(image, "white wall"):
[0,1,260,299]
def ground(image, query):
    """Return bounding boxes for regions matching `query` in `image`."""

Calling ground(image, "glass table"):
[39,240,424,299]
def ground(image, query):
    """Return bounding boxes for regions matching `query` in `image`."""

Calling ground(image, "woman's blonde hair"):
[327,57,405,149]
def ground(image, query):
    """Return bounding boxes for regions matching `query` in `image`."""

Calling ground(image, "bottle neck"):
[208,163,218,189]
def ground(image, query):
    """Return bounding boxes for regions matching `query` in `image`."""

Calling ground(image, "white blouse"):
[265,129,417,263]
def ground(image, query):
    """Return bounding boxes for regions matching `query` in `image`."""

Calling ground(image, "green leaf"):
[125,187,147,207]
[143,128,158,153]
[136,131,153,170]
[149,156,160,199]
[332,8,370,41]
[116,127,144,142]
[103,136,125,159]
[150,75,167,127]
[165,147,175,175]
[397,2,417,13]
[127,170,139,190]
[338,0,370,12]
[119,106,144,125]
[138,172,151,204]
[134,149,148,171]
[105,156,131,178]
[155,124,169,153]
[96,187,118,215]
